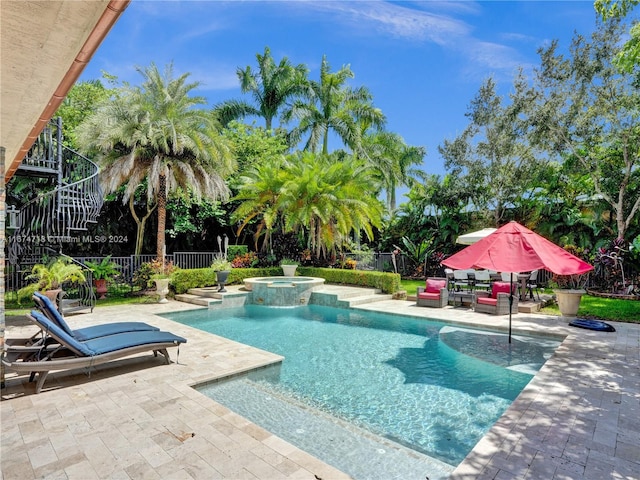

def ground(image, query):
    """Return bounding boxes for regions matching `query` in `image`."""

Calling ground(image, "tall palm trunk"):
[156,171,167,259]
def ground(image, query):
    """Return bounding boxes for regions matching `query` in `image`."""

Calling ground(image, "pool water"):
[164,305,560,477]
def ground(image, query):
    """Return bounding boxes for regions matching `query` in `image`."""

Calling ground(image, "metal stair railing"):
[18,121,58,174]
[7,119,104,264]
[57,252,96,314]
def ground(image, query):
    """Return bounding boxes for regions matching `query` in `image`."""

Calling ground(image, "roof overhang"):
[1,0,130,181]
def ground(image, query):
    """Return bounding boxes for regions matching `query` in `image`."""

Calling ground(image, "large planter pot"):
[281,265,298,277]
[94,279,108,299]
[216,270,230,292]
[554,289,586,317]
[44,289,63,304]
[154,278,170,303]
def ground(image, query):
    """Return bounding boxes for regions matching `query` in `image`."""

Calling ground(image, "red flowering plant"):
[231,252,259,268]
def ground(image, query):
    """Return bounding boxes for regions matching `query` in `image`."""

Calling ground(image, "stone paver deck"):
[2,292,639,479]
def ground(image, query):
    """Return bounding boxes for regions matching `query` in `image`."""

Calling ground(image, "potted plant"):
[85,256,120,299]
[133,258,177,303]
[552,273,590,317]
[17,257,86,305]
[280,258,299,277]
[211,254,233,292]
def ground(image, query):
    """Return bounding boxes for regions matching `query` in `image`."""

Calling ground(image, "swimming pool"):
[164,305,560,478]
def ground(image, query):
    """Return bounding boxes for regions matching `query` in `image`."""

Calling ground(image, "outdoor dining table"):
[518,273,531,300]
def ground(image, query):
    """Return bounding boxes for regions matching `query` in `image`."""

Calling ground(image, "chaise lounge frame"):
[2,311,185,393]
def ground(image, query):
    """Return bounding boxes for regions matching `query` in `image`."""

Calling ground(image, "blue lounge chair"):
[33,291,159,341]
[2,310,186,393]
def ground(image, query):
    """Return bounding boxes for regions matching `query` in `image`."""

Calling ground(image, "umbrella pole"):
[509,273,513,343]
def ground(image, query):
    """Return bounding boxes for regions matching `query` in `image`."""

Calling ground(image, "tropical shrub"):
[133,258,177,288]
[228,244,249,259]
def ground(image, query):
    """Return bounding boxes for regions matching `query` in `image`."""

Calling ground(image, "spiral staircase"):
[7,118,102,313]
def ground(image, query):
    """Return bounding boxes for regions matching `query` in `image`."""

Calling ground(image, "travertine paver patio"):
[1,290,639,479]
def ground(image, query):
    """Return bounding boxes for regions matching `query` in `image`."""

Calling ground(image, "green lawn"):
[4,294,156,317]
[401,279,640,323]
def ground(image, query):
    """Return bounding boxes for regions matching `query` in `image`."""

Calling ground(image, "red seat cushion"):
[476,297,498,306]
[491,281,512,298]
[418,292,441,300]
[426,279,446,294]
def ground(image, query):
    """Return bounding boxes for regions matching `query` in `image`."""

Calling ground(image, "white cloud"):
[299,1,473,45]
[279,1,526,79]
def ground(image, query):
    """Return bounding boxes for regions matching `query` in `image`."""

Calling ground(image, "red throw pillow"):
[492,281,512,298]
[426,279,446,294]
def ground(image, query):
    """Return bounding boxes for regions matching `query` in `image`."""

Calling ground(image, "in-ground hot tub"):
[243,277,325,306]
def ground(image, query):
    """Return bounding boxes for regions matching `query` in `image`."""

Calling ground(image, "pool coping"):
[2,294,639,479]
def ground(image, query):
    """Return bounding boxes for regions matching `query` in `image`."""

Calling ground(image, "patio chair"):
[33,291,159,341]
[475,282,518,315]
[417,277,449,308]
[2,310,186,393]
[453,269,473,291]
[474,270,491,290]
[526,270,541,300]
[444,268,455,292]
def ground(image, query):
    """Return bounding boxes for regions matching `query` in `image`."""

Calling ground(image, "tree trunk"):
[129,195,155,257]
[157,172,167,259]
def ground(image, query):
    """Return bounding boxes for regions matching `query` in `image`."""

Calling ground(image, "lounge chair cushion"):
[491,282,512,298]
[82,331,187,355]
[34,291,159,341]
[476,297,498,306]
[30,310,185,356]
[31,310,94,356]
[70,323,162,342]
[425,279,447,294]
[34,292,75,335]
[418,292,441,300]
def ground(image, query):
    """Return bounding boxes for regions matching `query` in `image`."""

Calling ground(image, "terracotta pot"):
[43,289,62,303]
[94,279,108,299]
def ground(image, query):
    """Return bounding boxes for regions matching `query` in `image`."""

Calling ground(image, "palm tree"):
[361,131,426,212]
[280,152,383,259]
[214,46,309,130]
[77,62,235,257]
[285,55,386,155]
[232,152,383,260]
[231,156,289,251]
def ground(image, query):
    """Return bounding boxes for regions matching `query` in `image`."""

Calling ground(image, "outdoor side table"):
[451,291,475,308]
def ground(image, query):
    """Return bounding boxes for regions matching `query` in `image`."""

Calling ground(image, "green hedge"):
[298,267,401,294]
[171,267,281,294]
[171,266,401,295]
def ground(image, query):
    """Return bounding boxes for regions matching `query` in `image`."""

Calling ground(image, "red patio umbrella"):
[442,221,593,341]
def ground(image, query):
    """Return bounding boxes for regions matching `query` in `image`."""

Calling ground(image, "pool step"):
[174,293,222,307]
[177,286,250,307]
[311,286,393,308]
[176,284,394,309]
[187,286,248,298]
[340,293,393,307]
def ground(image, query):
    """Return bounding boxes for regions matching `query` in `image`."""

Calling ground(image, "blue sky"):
[80,0,599,178]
